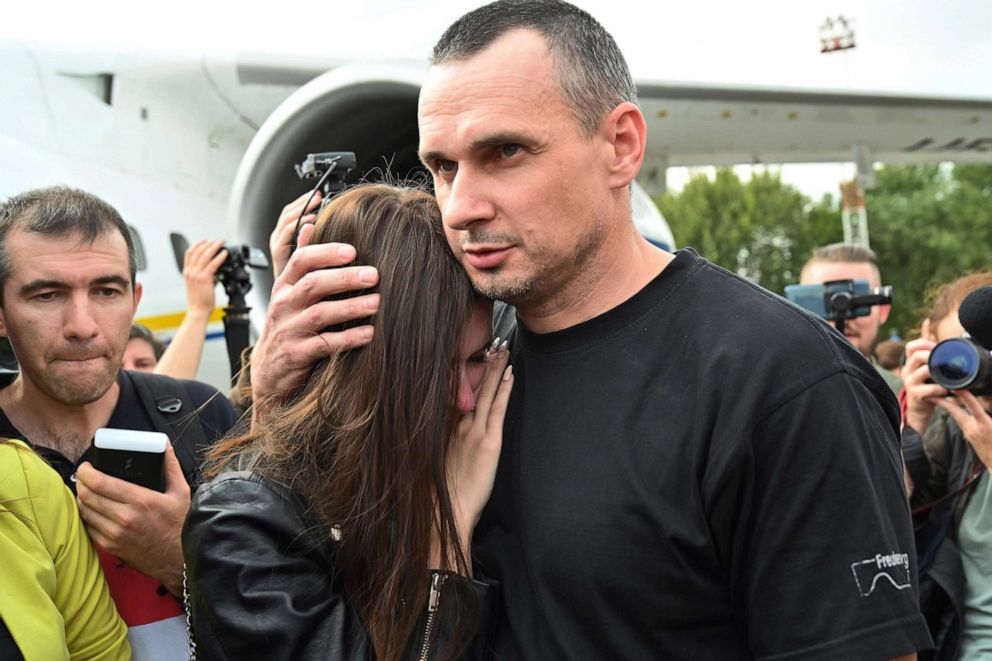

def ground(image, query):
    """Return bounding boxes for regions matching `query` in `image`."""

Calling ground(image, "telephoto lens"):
[929,338,992,395]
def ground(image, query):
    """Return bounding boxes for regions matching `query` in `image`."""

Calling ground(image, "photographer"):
[153,239,227,380]
[903,272,992,660]
[800,243,902,394]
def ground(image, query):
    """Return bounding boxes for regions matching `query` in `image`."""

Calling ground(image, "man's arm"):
[75,443,189,596]
[154,239,226,379]
[737,371,932,659]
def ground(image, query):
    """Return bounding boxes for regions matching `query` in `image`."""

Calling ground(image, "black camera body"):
[785,279,892,322]
[216,245,269,298]
[929,337,992,395]
[928,286,992,395]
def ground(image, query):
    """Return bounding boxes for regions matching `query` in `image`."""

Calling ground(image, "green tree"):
[867,164,992,335]
[657,168,841,296]
[655,164,992,340]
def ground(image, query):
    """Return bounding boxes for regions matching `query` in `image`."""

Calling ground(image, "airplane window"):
[127,224,147,271]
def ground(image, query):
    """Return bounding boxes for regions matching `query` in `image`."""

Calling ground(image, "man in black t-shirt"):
[248,2,931,658]
[0,186,237,658]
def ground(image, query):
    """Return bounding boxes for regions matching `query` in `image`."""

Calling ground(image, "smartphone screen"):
[785,279,871,320]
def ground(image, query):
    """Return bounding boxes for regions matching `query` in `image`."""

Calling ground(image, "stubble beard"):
[466,222,605,308]
[31,360,119,407]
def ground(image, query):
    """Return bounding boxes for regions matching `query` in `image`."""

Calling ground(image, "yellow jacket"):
[0,439,131,660]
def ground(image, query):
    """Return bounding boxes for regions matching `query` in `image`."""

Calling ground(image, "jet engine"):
[227,61,674,326]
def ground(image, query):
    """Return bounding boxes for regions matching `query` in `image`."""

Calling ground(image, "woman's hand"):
[934,390,992,470]
[182,239,226,317]
[447,344,514,565]
[270,190,322,279]
[903,338,948,434]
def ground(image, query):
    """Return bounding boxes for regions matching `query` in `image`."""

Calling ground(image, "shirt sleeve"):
[30,451,132,661]
[734,371,932,660]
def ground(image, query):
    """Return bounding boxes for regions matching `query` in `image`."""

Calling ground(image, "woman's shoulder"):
[194,469,306,516]
[0,439,63,504]
[184,469,333,578]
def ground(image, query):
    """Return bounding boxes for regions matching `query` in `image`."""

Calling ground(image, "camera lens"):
[930,339,985,390]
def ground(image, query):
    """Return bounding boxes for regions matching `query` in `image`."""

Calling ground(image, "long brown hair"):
[209,184,478,659]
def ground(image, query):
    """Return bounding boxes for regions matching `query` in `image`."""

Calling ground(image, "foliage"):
[655,164,992,338]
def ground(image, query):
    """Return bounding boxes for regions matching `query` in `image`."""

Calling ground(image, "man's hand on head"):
[76,443,189,596]
[249,223,379,409]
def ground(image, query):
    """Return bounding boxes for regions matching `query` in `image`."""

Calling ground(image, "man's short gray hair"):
[0,186,137,304]
[431,0,638,137]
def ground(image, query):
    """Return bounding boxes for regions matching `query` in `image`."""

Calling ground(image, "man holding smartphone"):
[0,186,237,659]
[800,242,903,394]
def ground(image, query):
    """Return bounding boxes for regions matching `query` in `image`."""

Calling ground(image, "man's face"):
[123,337,158,372]
[0,229,141,405]
[418,29,611,307]
[800,260,888,356]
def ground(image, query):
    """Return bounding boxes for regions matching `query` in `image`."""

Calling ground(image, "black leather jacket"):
[182,470,499,660]
[904,410,979,661]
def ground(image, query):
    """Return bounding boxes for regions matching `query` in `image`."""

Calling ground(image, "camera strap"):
[911,462,986,516]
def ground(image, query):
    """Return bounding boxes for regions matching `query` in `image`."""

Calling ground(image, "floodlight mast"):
[819,16,856,53]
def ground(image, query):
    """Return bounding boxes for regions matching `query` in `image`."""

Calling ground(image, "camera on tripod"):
[216,245,269,298]
[785,279,893,333]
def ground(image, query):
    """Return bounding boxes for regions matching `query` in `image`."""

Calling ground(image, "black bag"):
[129,371,211,487]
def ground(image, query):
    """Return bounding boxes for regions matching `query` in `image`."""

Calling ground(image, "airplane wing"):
[4,42,992,387]
[635,81,992,191]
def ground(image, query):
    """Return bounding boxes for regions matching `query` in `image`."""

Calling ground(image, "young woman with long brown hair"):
[182,184,512,660]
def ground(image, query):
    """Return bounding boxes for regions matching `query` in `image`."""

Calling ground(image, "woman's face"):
[931,309,965,342]
[454,300,494,413]
[123,337,158,372]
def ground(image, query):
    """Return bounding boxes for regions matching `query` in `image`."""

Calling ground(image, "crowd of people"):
[0,1,989,660]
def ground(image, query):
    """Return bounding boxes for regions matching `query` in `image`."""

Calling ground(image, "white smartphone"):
[92,428,169,492]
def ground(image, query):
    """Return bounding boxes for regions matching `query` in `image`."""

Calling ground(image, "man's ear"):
[604,102,647,190]
[132,281,143,315]
[921,318,933,341]
[878,303,891,325]
[0,303,7,338]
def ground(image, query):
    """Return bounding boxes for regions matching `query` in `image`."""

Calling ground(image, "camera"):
[215,245,269,298]
[217,244,269,277]
[929,338,992,395]
[785,279,893,324]
[295,151,356,210]
[928,286,992,395]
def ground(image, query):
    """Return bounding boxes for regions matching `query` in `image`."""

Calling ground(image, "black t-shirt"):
[0,618,23,661]
[0,370,238,488]
[477,249,932,659]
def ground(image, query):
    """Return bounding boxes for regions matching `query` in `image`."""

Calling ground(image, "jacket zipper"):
[418,572,445,661]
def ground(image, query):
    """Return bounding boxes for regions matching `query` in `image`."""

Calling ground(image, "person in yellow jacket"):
[0,438,131,660]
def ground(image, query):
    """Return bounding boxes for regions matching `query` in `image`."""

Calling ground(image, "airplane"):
[1,37,991,389]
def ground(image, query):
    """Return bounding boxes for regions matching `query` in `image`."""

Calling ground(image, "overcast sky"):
[4,0,990,198]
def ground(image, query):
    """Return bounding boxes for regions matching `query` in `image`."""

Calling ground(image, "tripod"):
[220,264,253,386]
